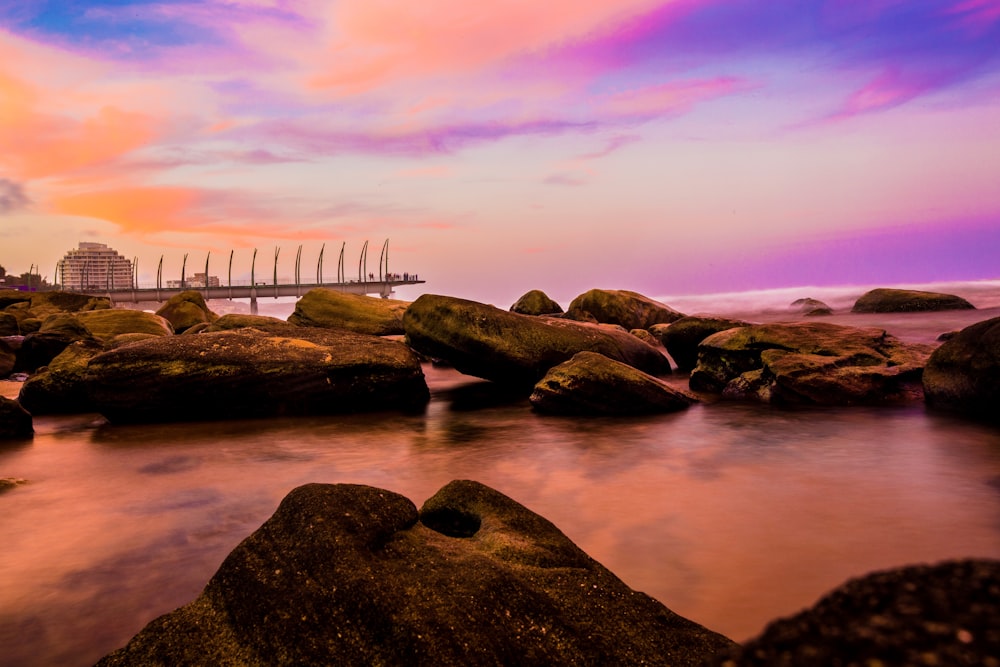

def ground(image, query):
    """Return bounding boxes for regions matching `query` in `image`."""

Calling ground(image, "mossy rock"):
[84,329,429,424]
[205,313,304,335]
[403,294,671,389]
[851,288,975,313]
[651,316,751,372]
[0,291,31,310]
[29,291,111,313]
[567,289,685,330]
[18,340,106,414]
[530,351,695,415]
[75,309,174,341]
[923,316,1000,422]
[790,297,833,316]
[96,481,735,666]
[155,291,218,333]
[510,290,563,316]
[288,289,408,336]
[690,321,932,405]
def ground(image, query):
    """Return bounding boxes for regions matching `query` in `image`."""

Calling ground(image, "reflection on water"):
[2,363,1000,666]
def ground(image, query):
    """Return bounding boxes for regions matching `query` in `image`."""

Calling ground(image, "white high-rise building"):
[56,242,133,290]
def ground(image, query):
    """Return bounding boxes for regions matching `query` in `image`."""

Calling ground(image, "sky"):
[1,0,999,308]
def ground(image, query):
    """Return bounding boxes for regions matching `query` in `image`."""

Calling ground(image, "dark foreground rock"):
[711,559,1000,666]
[403,294,671,388]
[155,290,218,333]
[0,396,33,440]
[84,329,429,423]
[852,288,975,313]
[567,289,685,330]
[923,316,1000,422]
[288,288,408,336]
[96,480,735,666]
[531,351,695,415]
[690,322,932,405]
[0,338,15,377]
[18,340,106,414]
[510,290,564,315]
[651,316,751,372]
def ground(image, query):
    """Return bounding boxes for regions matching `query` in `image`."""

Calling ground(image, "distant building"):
[166,272,220,288]
[56,242,133,290]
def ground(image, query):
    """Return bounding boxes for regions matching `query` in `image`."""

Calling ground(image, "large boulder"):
[711,559,1000,666]
[567,289,685,330]
[852,288,975,313]
[651,316,751,372]
[530,351,695,415]
[0,396,33,440]
[76,309,174,341]
[84,328,429,424]
[288,288,408,336]
[690,322,932,405]
[96,480,735,666]
[0,312,19,336]
[18,317,100,372]
[155,291,218,333]
[922,316,1000,422]
[510,290,563,316]
[25,291,111,319]
[18,340,106,414]
[203,313,301,334]
[403,294,671,388]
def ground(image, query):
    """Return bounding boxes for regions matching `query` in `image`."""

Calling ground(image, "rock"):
[530,351,695,415]
[155,291,218,333]
[923,316,1000,422]
[0,477,29,493]
[711,559,1000,666]
[403,294,671,388]
[0,396,33,440]
[96,480,736,666]
[204,313,304,335]
[651,316,751,372]
[0,312,19,336]
[76,309,174,341]
[0,338,15,378]
[790,297,833,316]
[0,290,31,310]
[510,290,563,315]
[39,313,95,339]
[18,340,106,414]
[84,329,429,424]
[18,318,42,334]
[28,291,112,314]
[852,288,975,313]
[690,322,932,405]
[18,323,100,373]
[288,289,408,336]
[567,289,685,330]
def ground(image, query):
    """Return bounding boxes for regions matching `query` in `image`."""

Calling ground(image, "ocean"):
[2,280,999,666]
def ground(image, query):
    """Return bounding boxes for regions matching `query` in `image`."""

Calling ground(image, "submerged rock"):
[155,291,218,333]
[923,316,1000,422]
[690,322,932,405]
[567,289,685,330]
[852,288,975,313]
[510,290,564,316]
[403,294,671,388]
[0,396,33,440]
[530,351,695,415]
[96,480,735,666]
[84,329,429,424]
[288,289,408,336]
[711,559,1000,666]
[651,316,751,372]
[790,297,833,316]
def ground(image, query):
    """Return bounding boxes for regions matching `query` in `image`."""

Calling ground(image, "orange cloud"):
[51,186,206,234]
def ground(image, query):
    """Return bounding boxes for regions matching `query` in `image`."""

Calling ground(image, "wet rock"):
[510,290,563,316]
[0,477,29,493]
[403,294,671,388]
[566,289,685,330]
[0,396,33,440]
[690,322,932,405]
[288,289,408,336]
[96,480,735,666]
[852,288,975,313]
[0,338,15,378]
[84,329,429,424]
[530,351,695,415]
[155,291,218,333]
[790,297,833,316]
[0,312,19,336]
[651,316,751,372]
[18,340,106,414]
[711,559,1000,666]
[76,309,174,341]
[923,316,1000,422]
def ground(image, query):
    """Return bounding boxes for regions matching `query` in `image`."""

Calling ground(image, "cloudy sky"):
[2,0,999,306]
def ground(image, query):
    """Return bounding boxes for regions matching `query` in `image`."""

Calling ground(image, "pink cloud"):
[600,77,746,119]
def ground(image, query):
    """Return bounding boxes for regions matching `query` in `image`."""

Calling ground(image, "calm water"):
[2,281,1000,666]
